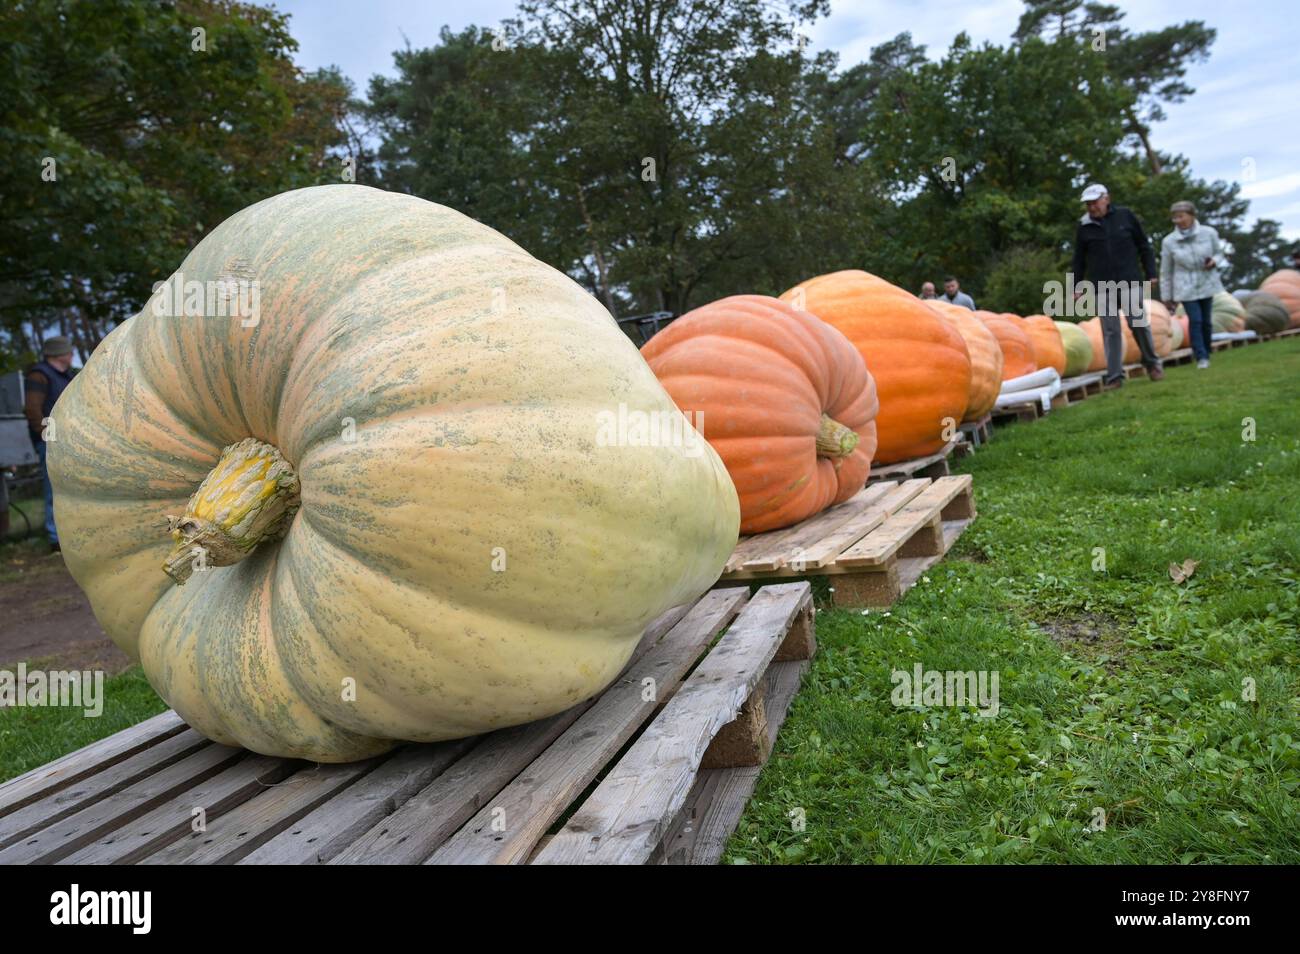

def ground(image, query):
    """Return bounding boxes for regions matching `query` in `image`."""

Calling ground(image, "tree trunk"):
[575,182,617,316]
[1127,107,1163,175]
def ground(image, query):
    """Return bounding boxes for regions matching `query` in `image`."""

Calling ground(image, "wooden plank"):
[719,481,927,580]
[869,440,956,481]
[835,490,947,568]
[699,684,770,768]
[57,754,300,864]
[792,480,927,568]
[0,711,187,819]
[533,582,812,865]
[0,743,245,864]
[829,564,900,607]
[423,588,749,865]
[238,740,475,864]
[0,729,210,850]
[141,759,380,865]
[737,481,898,572]
[657,658,810,865]
[723,482,894,573]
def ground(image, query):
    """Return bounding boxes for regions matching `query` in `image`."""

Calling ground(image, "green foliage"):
[982,246,1068,315]
[728,340,1300,863]
[0,0,352,359]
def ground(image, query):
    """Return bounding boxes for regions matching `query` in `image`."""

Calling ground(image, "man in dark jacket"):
[24,336,77,550]
[1071,184,1164,386]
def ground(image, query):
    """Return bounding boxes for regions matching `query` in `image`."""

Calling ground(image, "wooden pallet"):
[958,414,992,449]
[1274,327,1300,339]
[1059,372,1104,402]
[1164,348,1194,366]
[717,475,975,608]
[991,399,1041,425]
[868,439,957,482]
[0,584,815,866]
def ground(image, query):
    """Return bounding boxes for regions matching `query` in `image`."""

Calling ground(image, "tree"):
[1014,0,1216,175]
[0,0,351,363]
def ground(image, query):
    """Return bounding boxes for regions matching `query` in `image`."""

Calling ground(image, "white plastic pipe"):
[999,367,1060,394]
[995,375,1063,413]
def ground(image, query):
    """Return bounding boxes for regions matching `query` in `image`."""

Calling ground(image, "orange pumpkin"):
[641,295,879,534]
[976,312,1037,381]
[1145,301,1176,358]
[780,271,970,464]
[1259,270,1300,328]
[1022,315,1067,375]
[1078,316,1139,369]
[930,300,1003,421]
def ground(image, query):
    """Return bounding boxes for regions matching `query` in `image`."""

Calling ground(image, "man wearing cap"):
[24,336,78,551]
[1071,184,1164,386]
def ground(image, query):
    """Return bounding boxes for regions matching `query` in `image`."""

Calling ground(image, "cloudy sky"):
[270,0,1300,236]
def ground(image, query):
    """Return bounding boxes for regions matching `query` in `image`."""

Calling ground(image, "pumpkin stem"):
[815,415,860,459]
[162,437,301,585]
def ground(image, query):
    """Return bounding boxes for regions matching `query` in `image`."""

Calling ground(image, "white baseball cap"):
[1080,183,1107,202]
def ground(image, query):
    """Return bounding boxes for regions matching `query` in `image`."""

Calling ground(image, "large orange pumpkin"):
[1259,270,1300,328]
[1145,301,1176,358]
[976,312,1037,381]
[1079,316,1139,370]
[930,300,1003,421]
[780,271,970,464]
[1022,315,1066,375]
[641,295,879,534]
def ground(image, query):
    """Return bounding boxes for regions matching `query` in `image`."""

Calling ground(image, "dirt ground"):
[0,543,132,673]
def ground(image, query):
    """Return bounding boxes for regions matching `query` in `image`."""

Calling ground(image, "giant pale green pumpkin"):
[1053,321,1093,377]
[1180,291,1247,333]
[1241,291,1290,335]
[49,185,739,762]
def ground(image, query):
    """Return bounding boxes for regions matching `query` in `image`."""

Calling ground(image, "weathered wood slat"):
[792,479,929,567]
[723,483,896,573]
[426,587,750,865]
[238,741,475,864]
[533,582,812,865]
[835,477,969,567]
[0,743,245,864]
[657,657,809,865]
[58,755,299,864]
[142,759,380,865]
[0,729,210,850]
[735,482,898,572]
[0,711,187,819]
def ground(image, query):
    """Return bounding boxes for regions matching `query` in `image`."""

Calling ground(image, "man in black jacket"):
[1071,184,1164,386]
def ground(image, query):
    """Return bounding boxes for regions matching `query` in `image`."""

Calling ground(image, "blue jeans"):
[1181,297,1214,361]
[36,439,57,544]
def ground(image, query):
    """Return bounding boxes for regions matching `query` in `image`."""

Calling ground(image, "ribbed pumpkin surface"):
[780,271,970,464]
[1260,270,1300,328]
[1022,315,1066,374]
[976,312,1037,381]
[641,295,878,534]
[1054,321,1094,376]
[47,185,740,762]
[1241,291,1291,334]
[1146,301,1176,357]
[930,300,1002,421]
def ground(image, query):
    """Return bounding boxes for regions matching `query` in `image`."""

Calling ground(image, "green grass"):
[0,668,167,783]
[728,339,1300,864]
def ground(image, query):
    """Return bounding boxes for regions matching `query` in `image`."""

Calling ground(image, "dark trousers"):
[1181,297,1214,361]
[1098,285,1162,383]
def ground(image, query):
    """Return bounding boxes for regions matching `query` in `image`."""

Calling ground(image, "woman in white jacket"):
[1160,201,1226,369]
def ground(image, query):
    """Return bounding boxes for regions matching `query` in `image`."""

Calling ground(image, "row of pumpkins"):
[42,187,1300,761]
[642,268,1300,536]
